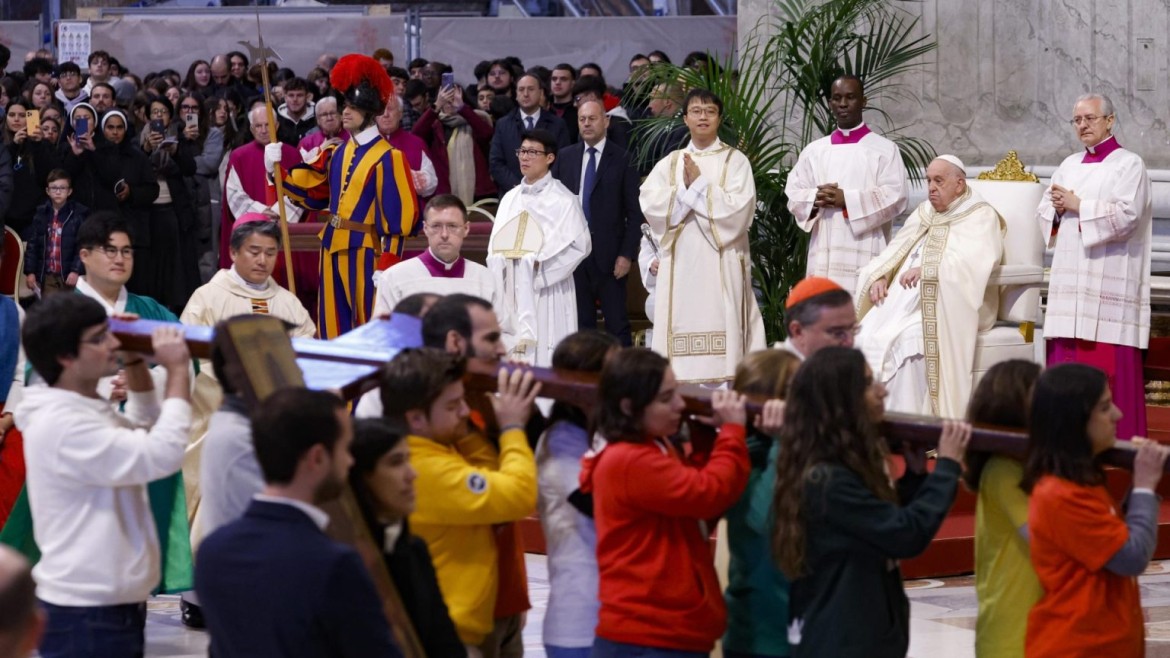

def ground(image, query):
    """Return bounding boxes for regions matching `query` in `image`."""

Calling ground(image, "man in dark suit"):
[195,388,403,658]
[488,72,571,194]
[552,99,644,346]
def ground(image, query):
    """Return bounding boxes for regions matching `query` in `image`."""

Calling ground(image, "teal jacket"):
[723,431,790,657]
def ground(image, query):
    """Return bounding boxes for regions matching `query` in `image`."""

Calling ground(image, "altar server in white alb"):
[373,194,501,317]
[855,155,1003,417]
[1039,93,1152,442]
[487,129,591,366]
[786,75,909,294]
[640,87,765,383]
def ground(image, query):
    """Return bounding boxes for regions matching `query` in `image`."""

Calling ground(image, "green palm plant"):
[631,0,937,343]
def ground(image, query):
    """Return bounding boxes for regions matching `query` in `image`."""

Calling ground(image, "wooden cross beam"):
[106,316,1151,472]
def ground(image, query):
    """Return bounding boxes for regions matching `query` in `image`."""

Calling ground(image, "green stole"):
[0,291,195,595]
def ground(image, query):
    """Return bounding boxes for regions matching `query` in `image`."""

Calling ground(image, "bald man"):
[855,155,1004,417]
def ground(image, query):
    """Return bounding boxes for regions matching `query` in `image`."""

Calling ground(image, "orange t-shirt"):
[1026,476,1144,657]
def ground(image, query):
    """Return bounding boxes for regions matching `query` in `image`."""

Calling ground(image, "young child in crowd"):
[23,169,87,297]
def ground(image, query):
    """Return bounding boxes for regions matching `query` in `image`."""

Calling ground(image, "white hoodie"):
[15,386,191,606]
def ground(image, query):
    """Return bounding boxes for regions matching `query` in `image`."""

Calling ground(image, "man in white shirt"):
[640,88,766,383]
[488,130,591,366]
[786,75,909,294]
[373,195,501,317]
[17,294,191,658]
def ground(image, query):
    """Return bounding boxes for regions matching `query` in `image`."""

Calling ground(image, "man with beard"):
[786,75,908,294]
[194,388,403,657]
[379,348,538,658]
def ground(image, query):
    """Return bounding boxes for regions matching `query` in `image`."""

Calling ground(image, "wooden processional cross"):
[109,315,1158,656]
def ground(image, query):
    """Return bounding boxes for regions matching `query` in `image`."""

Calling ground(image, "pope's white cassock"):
[640,139,766,383]
[487,172,591,366]
[855,186,1003,417]
[372,249,502,317]
[786,124,909,294]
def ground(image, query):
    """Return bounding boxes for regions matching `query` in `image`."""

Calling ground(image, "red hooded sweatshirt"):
[578,423,749,652]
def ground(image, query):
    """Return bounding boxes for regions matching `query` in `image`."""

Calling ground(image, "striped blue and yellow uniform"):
[282,127,419,338]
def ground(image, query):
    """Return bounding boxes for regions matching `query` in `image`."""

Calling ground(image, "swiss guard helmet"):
[330,53,394,117]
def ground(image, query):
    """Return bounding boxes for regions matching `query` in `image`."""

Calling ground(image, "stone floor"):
[137,557,1170,657]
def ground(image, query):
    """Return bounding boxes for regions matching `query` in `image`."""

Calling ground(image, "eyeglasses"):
[825,325,861,342]
[1069,114,1111,126]
[180,105,200,112]
[59,71,79,79]
[47,185,70,192]
[687,107,719,118]
[96,245,134,259]
[80,329,111,346]
[515,148,547,158]
[317,111,339,119]
[425,222,466,234]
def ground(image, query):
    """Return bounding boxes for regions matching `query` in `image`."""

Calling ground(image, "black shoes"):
[180,599,206,630]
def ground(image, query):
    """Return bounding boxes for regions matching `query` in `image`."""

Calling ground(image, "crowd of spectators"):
[0,42,697,320]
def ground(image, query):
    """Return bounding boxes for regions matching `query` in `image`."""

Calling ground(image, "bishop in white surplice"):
[1038,93,1152,441]
[786,76,908,294]
[855,156,1003,417]
[488,168,591,366]
[640,90,766,383]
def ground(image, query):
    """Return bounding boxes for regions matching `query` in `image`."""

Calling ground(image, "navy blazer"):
[488,109,571,194]
[553,140,644,270]
[195,499,403,658]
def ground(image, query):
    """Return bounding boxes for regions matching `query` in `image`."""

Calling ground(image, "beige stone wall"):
[739,0,1170,168]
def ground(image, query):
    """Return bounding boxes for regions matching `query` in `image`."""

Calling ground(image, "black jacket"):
[23,199,88,282]
[552,140,643,270]
[788,459,960,658]
[380,521,466,658]
[195,500,404,658]
[63,138,158,247]
[5,138,58,238]
[488,109,571,194]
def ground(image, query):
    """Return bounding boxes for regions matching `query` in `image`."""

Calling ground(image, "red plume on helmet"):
[330,54,394,116]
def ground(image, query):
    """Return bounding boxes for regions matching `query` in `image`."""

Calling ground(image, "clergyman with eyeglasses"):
[486,129,590,365]
[1038,92,1153,443]
[372,194,501,317]
[639,87,766,384]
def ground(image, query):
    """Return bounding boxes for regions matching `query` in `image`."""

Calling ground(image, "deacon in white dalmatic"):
[786,75,909,294]
[488,129,591,366]
[640,87,766,383]
[855,155,1004,417]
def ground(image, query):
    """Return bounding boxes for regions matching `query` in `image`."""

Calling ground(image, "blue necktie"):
[525,115,535,131]
[583,147,597,223]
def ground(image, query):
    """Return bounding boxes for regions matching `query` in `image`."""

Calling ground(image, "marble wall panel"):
[739,0,1170,168]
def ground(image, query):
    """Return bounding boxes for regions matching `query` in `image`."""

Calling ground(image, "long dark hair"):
[772,347,892,578]
[594,347,670,442]
[962,360,1041,491]
[547,330,619,430]
[1020,363,1109,493]
[348,418,407,528]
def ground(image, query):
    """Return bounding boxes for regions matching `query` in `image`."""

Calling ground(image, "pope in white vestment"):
[786,77,908,294]
[855,157,1003,417]
[488,171,591,366]
[640,136,766,383]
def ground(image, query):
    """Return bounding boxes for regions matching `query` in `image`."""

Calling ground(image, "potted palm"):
[632,0,937,343]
